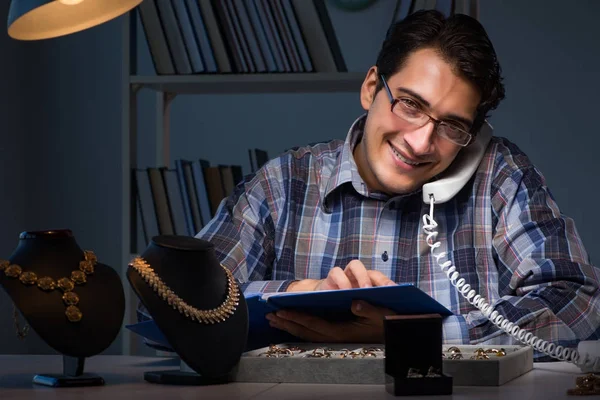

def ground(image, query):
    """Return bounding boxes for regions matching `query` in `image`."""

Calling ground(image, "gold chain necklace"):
[129,257,239,324]
[0,250,97,324]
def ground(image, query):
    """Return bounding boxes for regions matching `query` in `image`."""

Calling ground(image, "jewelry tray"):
[228,343,533,386]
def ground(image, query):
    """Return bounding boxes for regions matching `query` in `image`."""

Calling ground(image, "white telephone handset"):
[420,121,600,372]
[422,121,492,204]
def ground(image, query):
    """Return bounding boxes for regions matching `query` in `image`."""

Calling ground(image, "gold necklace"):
[129,257,239,324]
[0,250,97,323]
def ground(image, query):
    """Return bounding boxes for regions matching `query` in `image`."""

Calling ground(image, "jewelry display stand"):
[32,355,105,387]
[0,229,125,388]
[127,235,248,384]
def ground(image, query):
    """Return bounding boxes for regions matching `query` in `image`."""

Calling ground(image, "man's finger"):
[268,312,332,342]
[324,266,353,290]
[275,310,333,331]
[367,270,396,287]
[351,300,395,320]
[344,260,371,288]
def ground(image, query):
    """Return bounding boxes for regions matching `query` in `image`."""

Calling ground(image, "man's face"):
[355,48,481,195]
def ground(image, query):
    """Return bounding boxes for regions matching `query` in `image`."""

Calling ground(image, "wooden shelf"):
[130,72,365,94]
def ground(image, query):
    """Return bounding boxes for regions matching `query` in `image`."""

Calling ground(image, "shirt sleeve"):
[442,315,469,344]
[195,165,296,295]
[466,164,600,359]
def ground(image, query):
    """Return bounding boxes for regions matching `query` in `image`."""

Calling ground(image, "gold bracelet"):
[1,250,97,324]
[128,257,239,324]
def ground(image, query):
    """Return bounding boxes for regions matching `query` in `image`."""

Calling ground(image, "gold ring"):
[425,366,442,378]
[406,368,423,378]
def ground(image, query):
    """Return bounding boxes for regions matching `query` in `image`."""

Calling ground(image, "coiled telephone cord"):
[422,195,599,371]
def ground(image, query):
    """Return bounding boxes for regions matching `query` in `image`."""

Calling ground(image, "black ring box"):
[384,314,453,396]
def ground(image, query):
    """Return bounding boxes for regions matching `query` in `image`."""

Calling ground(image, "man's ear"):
[360,66,378,111]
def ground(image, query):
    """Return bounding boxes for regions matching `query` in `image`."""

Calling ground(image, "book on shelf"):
[136,0,347,74]
[185,0,218,72]
[175,160,202,235]
[198,0,233,72]
[311,0,346,72]
[281,0,314,72]
[271,0,302,72]
[202,165,226,216]
[126,283,453,352]
[147,167,175,236]
[137,0,175,75]
[218,165,236,198]
[290,0,336,72]
[258,0,291,72]
[244,0,279,73]
[171,0,206,73]
[233,0,269,73]
[155,0,193,74]
[192,159,213,227]
[134,158,249,251]
[133,170,150,247]
[224,0,255,72]
[248,148,269,173]
[231,165,244,186]
[162,167,191,236]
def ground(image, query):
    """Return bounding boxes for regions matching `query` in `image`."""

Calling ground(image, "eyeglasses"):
[379,74,473,147]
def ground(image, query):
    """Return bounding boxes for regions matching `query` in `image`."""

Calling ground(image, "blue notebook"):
[126,284,453,351]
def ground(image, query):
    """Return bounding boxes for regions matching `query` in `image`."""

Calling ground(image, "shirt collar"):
[321,114,369,205]
[321,114,422,209]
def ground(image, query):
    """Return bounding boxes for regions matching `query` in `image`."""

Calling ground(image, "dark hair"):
[375,10,505,134]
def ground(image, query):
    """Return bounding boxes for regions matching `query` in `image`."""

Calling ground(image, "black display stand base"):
[385,374,453,396]
[143,360,231,386]
[33,356,105,387]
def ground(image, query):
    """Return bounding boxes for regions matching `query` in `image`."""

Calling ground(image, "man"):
[197,10,600,359]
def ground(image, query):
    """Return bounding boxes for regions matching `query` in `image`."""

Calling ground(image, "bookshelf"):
[120,9,363,355]
[131,72,365,94]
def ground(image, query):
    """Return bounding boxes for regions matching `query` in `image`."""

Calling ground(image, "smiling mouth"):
[389,142,426,166]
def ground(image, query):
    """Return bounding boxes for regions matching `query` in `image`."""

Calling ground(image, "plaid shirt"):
[197,115,600,359]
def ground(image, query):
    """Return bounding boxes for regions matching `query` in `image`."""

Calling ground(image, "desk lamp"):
[8,0,142,40]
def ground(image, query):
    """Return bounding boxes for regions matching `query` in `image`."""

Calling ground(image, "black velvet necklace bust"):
[0,229,125,357]
[127,235,248,379]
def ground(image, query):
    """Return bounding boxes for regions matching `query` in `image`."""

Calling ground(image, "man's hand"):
[286,260,395,292]
[266,300,395,343]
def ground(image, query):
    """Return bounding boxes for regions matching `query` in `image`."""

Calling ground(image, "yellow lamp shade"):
[8,0,143,40]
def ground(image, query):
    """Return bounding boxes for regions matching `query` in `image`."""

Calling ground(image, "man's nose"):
[403,120,436,155]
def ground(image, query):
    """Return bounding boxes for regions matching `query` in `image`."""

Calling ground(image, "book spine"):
[137,0,176,75]
[185,0,218,72]
[197,0,233,72]
[311,0,346,72]
[155,0,193,74]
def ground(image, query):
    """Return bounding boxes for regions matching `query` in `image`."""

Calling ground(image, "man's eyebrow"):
[396,87,474,128]
[397,87,431,108]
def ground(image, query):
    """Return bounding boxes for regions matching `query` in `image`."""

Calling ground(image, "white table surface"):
[0,355,590,399]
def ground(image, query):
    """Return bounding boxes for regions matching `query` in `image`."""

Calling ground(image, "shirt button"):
[382,251,389,262]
